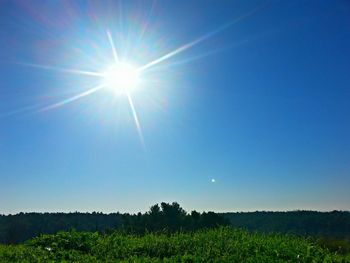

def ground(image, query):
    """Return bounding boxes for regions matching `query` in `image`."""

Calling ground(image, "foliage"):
[2,203,350,259]
[0,202,229,244]
[2,208,349,245]
[0,227,349,262]
[222,210,350,254]
[317,237,350,255]
[222,210,350,239]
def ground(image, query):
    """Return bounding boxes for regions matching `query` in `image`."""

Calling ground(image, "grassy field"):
[0,227,349,262]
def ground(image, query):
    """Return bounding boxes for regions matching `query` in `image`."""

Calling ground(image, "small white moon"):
[211,178,216,183]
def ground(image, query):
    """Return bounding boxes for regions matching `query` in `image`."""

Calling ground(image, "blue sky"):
[1,0,349,214]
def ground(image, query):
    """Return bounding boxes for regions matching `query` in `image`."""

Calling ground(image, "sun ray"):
[0,104,44,118]
[17,62,105,77]
[157,38,252,69]
[107,30,119,63]
[6,4,269,145]
[127,94,145,147]
[138,5,265,72]
[39,84,105,112]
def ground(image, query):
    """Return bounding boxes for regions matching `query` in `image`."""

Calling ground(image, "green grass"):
[0,227,349,262]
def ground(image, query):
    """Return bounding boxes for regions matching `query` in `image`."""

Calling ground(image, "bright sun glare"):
[21,20,231,145]
[103,62,140,95]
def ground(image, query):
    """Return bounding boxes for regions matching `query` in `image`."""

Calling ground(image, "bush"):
[1,227,349,262]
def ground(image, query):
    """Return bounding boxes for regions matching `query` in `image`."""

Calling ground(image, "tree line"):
[221,210,350,240]
[1,203,349,244]
[0,202,229,244]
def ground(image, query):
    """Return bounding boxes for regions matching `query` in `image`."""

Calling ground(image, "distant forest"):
[1,202,349,244]
[222,210,350,239]
[0,202,228,244]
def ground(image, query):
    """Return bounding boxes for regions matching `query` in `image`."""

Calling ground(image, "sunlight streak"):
[17,63,104,77]
[138,5,265,72]
[159,38,252,69]
[39,84,105,112]
[127,94,145,147]
[0,104,44,118]
[107,30,119,63]
[138,37,204,72]
[6,4,269,146]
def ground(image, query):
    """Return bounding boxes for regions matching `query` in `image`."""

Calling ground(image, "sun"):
[21,26,217,144]
[103,62,140,95]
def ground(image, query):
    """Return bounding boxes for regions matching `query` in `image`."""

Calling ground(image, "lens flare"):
[10,4,263,146]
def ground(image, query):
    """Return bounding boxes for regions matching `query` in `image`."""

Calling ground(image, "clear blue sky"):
[1,0,349,214]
